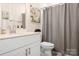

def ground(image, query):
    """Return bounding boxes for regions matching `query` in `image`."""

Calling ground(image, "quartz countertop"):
[0,32,40,40]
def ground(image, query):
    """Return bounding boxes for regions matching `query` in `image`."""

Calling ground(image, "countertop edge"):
[0,32,41,40]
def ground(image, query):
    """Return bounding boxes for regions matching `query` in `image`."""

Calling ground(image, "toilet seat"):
[41,42,54,49]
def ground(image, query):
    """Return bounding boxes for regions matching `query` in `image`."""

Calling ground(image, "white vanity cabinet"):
[1,41,40,56]
[0,33,41,56]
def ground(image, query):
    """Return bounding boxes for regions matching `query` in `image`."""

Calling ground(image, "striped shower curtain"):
[42,3,78,55]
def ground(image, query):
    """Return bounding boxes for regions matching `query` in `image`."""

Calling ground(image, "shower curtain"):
[42,3,78,55]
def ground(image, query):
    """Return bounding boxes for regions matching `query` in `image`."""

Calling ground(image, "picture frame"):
[30,5,41,23]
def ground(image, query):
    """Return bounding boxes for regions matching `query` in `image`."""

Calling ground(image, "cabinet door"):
[1,46,27,56]
[30,43,40,56]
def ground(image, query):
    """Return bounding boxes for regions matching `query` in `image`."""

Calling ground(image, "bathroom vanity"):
[0,32,41,56]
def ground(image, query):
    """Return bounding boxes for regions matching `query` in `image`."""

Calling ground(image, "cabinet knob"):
[29,48,31,55]
[25,48,31,56]
[25,49,27,56]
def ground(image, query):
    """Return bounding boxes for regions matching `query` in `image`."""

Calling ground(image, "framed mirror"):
[0,3,26,34]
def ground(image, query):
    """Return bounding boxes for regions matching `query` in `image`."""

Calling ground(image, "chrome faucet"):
[9,20,16,33]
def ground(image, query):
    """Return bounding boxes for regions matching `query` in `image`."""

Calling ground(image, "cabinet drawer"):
[0,34,41,55]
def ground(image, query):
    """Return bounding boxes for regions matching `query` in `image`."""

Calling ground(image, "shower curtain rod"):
[42,3,65,9]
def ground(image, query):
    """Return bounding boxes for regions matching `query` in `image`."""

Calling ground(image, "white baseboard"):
[66,49,77,55]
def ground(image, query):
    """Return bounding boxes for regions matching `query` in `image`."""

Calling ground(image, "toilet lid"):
[41,42,54,47]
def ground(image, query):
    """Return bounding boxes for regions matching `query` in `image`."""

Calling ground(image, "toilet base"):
[40,47,52,56]
[45,50,52,56]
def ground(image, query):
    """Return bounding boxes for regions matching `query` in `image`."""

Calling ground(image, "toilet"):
[34,29,54,56]
[40,42,54,56]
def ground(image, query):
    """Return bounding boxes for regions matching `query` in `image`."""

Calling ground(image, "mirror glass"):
[0,3,26,34]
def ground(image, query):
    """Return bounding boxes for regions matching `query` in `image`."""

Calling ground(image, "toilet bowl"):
[40,42,54,56]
